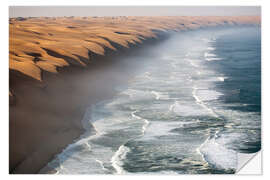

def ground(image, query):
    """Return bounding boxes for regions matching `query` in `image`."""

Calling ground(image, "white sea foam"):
[204,52,216,58]
[131,110,142,119]
[111,145,130,174]
[142,121,179,139]
[151,91,161,100]
[218,77,226,81]
[204,52,222,61]
[195,89,223,101]
[170,100,210,117]
[196,136,210,162]
[131,110,150,135]
[199,136,237,170]
[142,119,150,135]
[192,87,219,118]
[150,91,171,100]
[169,101,177,112]
[207,47,215,51]
[206,57,222,61]
[156,170,180,175]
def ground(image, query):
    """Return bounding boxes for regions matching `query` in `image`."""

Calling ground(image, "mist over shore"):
[9,16,260,174]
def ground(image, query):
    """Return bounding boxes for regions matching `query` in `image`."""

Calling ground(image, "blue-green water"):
[47,26,261,174]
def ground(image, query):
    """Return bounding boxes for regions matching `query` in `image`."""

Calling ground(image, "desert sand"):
[9,16,260,174]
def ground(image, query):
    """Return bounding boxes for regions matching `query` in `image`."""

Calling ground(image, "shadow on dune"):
[9,31,171,174]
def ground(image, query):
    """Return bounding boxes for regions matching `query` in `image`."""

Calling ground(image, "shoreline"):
[9,16,261,174]
[39,26,261,174]
[41,26,259,175]
[10,30,171,174]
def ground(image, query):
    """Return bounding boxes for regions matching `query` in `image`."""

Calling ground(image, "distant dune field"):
[9,16,260,174]
[9,16,260,83]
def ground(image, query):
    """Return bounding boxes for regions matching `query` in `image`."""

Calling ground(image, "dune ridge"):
[9,16,260,174]
[10,16,260,83]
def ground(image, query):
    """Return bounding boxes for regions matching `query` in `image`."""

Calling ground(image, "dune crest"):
[10,16,260,83]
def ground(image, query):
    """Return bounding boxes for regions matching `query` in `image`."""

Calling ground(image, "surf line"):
[192,86,236,169]
[196,135,210,165]
[111,145,130,174]
[110,110,150,174]
[192,86,219,118]
[197,129,238,170]
[131,110,150,136]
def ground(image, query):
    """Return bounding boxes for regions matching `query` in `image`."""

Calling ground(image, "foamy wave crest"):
[218,77,227,81]
[150,91,171,100]
[206,57,222,61]
[131,110,142,119]
[142,119,150,135]
[151,91,161,100]
[192,87,219,118]
[207,47,215,51]
[131,110,150,135]
[195,89,223,102]
[169,101,177,112]
[199,137,237,170]
[204,52,215,57]
[204,52,222,61]
[111,145,130,174]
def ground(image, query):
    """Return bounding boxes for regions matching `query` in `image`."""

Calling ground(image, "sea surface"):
[47,26,261,174]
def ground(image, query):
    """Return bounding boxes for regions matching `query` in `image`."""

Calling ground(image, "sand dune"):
[9,16,260,174]
[10,16,260,82]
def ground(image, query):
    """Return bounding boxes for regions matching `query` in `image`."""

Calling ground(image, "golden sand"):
[9,16,260,82]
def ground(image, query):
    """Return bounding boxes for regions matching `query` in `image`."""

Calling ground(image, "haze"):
[9,6,260,17]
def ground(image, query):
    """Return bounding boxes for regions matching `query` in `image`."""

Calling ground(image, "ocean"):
[47,26,261,174]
